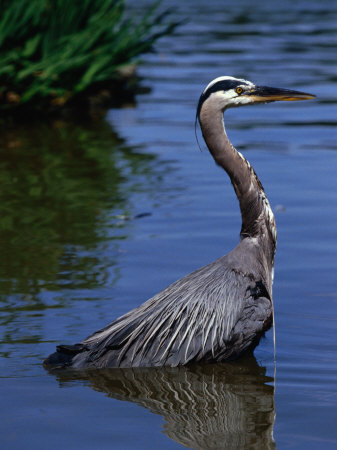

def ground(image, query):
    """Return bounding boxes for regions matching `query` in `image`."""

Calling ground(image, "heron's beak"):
[244,86,315,103]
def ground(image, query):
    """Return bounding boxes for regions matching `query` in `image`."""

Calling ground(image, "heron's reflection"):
[54,355,275,449]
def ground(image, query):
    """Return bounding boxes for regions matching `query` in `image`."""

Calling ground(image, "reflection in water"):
[0,119,159,298]
[0,117,175,358]
[55,356,275,449]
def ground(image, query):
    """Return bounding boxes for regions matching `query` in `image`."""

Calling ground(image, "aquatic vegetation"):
[0,0,179,112]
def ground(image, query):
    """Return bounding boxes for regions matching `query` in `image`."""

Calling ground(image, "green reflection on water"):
[0,118,157,299]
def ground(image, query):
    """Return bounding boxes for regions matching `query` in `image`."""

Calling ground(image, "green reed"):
[0,0,178,112]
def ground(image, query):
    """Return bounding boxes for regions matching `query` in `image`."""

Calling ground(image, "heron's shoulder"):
[152,255,251,302]
[221,238,267,279]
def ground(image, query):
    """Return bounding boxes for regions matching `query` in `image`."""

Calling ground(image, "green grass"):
[0,0,179,112]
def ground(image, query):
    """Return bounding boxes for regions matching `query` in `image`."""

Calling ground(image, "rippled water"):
[1,1,336,448]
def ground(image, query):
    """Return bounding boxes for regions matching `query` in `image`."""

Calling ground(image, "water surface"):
[1,0,337,448]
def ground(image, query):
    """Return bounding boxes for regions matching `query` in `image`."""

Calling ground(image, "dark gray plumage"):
[44,76,315,369]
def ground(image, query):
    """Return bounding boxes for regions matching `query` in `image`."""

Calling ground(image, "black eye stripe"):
[197,80,249,120]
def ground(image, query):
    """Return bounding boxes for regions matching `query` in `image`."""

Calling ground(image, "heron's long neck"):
[199,106,276,264]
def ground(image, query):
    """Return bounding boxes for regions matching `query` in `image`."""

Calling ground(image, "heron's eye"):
[236,87,243,95]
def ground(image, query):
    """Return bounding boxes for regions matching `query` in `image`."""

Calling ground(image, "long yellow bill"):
[245,86,315,102]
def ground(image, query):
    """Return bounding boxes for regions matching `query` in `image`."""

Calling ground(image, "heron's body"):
[44,76,314,369]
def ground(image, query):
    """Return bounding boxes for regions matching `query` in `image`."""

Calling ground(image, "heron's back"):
[45,240,273,369]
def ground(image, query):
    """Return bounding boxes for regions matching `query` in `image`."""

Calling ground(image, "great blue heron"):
[44,76,314,369]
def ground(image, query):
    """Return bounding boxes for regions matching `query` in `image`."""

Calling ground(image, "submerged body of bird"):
[44,76,315,369]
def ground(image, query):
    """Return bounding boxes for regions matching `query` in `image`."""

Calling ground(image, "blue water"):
[1,0,337,448]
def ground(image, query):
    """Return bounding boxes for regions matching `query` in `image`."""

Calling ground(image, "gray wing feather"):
[71,254,272,369]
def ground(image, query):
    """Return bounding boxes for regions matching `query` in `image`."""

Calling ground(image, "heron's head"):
[197,76,315,119]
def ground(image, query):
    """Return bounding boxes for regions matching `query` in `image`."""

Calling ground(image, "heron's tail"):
[43,344,87,369]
